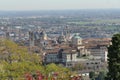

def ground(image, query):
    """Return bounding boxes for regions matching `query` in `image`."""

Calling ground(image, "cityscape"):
[0,0,120,80]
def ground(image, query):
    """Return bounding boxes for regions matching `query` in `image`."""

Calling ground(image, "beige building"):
[44,49,78,65]
[71,33,90,56]
[88,45,108,62]
[72,33,82,46]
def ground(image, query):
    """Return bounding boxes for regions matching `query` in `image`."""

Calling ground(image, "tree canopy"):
[0,39,71,80]
[107,33,120,80]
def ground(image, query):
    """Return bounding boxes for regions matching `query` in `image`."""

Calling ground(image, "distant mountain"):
[0,9,120,17]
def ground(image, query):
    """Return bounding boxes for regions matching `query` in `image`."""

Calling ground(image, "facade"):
[29,30,48,47]
[65,59,103,72]
[88,45,108,62]
[83,60,102,70]
[44,49,78,65]
[44,52,59,63]
[44,33,91,67]
[72,33,90,56]
[41,32,108,72]
[57,32,66,44]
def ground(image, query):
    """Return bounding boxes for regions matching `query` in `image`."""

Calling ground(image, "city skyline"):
[0,0,120,11]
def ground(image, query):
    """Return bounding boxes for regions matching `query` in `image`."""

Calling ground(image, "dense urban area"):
[0,9,120,80]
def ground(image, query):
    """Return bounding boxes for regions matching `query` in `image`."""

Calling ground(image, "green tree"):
[0,39,71,80]
[97,71,106,80]
[107,33,120,80]
[89,71,95,80]
[45,63,71,80]
[0,40,43,80]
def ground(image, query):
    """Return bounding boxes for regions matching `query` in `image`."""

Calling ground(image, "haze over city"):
[0,0,120,11]
[1,0,120,80]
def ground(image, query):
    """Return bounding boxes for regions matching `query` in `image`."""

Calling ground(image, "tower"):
[58,31,66,44]
[6,32,10,40]
[5,27,11,40]
[64,25,70,41]
[29,31,34,47]
[42,30,47,40]
[39,29,48,41]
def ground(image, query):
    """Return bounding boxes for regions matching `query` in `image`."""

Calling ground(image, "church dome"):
[72,33,82,39]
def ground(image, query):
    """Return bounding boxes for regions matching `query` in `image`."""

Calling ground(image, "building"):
[72,33,82,46]
[87,45,108,62]
[29,30,48,47]
[44,48,78,65]
[71,33,90,56]
[57,32,66,44]
[43,33,91,67]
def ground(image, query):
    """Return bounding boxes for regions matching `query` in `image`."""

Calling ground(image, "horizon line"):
[0,8,120,11]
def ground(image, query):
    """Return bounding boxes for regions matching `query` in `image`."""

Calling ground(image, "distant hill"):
[0,9,120,17]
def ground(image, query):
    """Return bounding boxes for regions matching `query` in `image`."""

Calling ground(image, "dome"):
[72,33,82,39]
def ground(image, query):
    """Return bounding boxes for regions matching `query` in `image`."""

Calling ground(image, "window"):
[95,62,98,64]
[86,63,89,65]
[96,66,99,69]
[91,62,94,64]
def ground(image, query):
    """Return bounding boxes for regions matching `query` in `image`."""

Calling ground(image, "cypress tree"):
[107,33,120,80]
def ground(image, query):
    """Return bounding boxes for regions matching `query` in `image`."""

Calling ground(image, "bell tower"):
[29,31,34,47]
[64,25,70,41]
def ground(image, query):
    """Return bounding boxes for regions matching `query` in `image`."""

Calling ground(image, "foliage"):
[0,39,71,80]
[106,33,120,80]
[72,63,84,71]
[0,40,42,79]
[89,71,95,80]
[97,71,106,80]
[44,63,71,80]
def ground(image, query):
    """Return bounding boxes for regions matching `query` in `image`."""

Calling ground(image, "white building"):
[44,49,78,65]
[88,45,108,62]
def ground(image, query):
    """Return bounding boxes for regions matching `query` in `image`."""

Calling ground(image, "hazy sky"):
[0,0,120,10]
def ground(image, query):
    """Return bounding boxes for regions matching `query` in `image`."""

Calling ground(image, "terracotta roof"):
[45,49,59,54]
[63,50,76,54]
[83,38,111,48]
